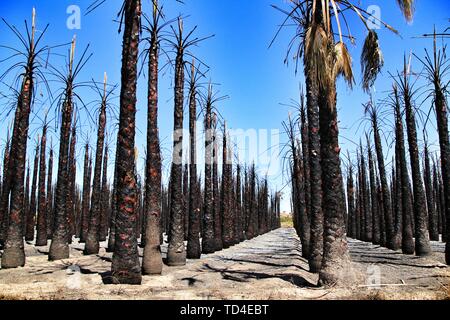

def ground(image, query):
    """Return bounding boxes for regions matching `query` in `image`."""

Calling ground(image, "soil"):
[0,228,448,300]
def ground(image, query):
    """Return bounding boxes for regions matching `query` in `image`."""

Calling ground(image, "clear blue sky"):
[1,1,449,212]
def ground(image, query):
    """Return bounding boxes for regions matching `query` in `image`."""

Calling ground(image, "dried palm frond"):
[334,42,354,88]
[305,22,330,88]
[361,30,384,92]
[396,0,415,23]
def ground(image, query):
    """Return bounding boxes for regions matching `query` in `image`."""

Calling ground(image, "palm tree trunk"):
[111,0,142,284]
[26,144,39,242]
[367,143,380,245]
[36,125,48,246]
[80,145,91,242]
[424,141,439,241]
[186,64,201,259]
[85,92,107,255]
[318,83,353,287]
[403,78,431,256]
[167,40,186,266]
[46,146,53,239]
[99,146,109,242]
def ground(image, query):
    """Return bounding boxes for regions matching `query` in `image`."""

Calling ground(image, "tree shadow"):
[201,263,317,288]
[221,257,309,272]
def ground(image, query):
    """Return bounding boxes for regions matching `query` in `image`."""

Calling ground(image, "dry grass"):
[280,214,293,228]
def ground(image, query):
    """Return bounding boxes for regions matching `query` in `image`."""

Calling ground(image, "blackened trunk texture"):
[394,91,414,254]
[392,156,402,249]
[167,43,186,266]
[300,105,311,229]
[36,126,48,246]
[376,173,386,247]
[183,164,189,241]
[424,142,439,241]
[26,144,39,242]
[433,71,450,264]
[305,69,323,273]
[67,124,77,244]
[221,127,233,248]
[404,90,431,256]
[85,95,107,255]
[360,147,372,242]
[367,146,380,245]
[0,135,11,245]
[236,164,245,242]
[99,147,109,241]
[373,117,395,249]
[107,149,118,252]
[202,100,215,254]
[23,165,30,237]
[347,165,356,239]
[111,0,142,285]
[186,67,201,259]
[293,139,310,258]
[212,118,222,251]
[80,145,91,242]
[142,31,163,272]
[2,62,34,268]
[318,83,353,287]
[49,88,73,261]
[46,148,53,239]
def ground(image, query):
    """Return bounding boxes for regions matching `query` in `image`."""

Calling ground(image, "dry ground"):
[0,228,448,300]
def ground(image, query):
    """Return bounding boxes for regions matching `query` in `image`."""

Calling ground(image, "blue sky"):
[0,1,449,212]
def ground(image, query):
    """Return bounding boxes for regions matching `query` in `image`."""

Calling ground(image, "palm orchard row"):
[281,0,449,286]
[0,1,281,284]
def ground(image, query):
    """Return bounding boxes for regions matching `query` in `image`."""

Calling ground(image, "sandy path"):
[0,228,448,300]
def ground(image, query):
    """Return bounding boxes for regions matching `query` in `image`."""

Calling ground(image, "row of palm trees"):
[280,0,448,287]
[0,1,281,285]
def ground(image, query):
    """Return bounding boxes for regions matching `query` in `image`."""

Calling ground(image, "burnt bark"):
[26,144,39,242]
[111,0,142,285]
[36,125,48,246]
[85,90,107,255]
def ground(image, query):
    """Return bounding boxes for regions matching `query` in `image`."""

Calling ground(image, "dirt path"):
[0,228,448,300]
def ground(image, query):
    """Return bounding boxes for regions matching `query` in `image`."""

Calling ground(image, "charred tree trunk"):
[424,141,439,241]
[80,145,91,242]
[110,0,142,284]
[402,75,431,256]
[46,147,54,239]
[85,83,108,255]
[141,21,164,273]
[26,144,39,242]
[99,147,109,242]
[167,23,186,266]
[36,125,48,246]
[186,63,201,259]
[318,81,353,287]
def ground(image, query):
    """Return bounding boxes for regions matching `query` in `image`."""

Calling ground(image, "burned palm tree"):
[1,9,49,268]
[36,120,48,247]
[111,0,143,284]
[366,135,380,245]
[392,85,414,254]
[49,38,91,261]
[394,59,431,256]
[99,145,109,242]
[26,142,39,242]
[46,142,54,239]
[273,0,414,285]
[424,138,439,241]
[166,17,212,265]
[80,143,91,242]
[186,61,203,259]
[364,101,395,249]
[67,117,77,244]
[212,112,222,251]
[221,122,233,248]
[0,130,11,246]
[283,114,310,258]
[415,30,450,263]
[141,0,174,274]
[85,74,110,255]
